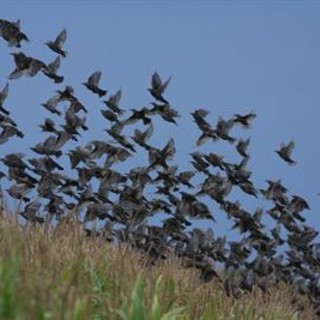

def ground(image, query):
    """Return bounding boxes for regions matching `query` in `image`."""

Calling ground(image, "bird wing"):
[151,72,162,89]
[0,83,9,105]
[47,56,61,73]
[55,28,67,46]
[88,71,101,86]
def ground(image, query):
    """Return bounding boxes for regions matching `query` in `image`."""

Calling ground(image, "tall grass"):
[0,212,314,319]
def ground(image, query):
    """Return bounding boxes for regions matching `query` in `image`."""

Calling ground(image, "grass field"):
[0,211,315,320]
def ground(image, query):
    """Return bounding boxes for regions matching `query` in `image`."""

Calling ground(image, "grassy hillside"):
[0,211,314,320]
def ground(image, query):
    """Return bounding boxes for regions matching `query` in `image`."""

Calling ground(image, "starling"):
[0,113,16,127]
[9,52,47,79]
[39,118,59,134]
[0,125,24,144]
[124,107,152,125]
[83,71,107,97]
[150,103,180,125]
[131,123,154,147]
[236,138,250,158]
[41,95,61,116]
[289,195,310,213]
[275,140,296,165]
[31,135,63,157]
[45,28,67,57]
[56,85,76,102]
[191,108,211,131]
[0,19,29,47]
[19,200,44,224]
[42,56,64,83]
[103,89,124,114]
[215,116,236,143]
[148,137,175,169]
[148,72,171,103]
[233,112,256,128]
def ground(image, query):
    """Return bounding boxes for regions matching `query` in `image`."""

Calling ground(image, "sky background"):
[1,2,320,239]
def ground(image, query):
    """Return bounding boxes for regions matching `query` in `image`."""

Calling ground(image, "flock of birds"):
[1,18,320,316]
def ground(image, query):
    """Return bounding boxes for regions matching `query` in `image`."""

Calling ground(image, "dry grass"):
[0,212,315,320]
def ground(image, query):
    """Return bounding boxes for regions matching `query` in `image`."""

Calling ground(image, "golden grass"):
[0,211,315,320]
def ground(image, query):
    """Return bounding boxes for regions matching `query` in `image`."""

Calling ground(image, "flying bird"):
[9,52,47,79]
[236,138,250,158]
[103,89,124,114]
[233,112,257,128]
[0,124,24,144]
[45,28,67,57]
[41,95,61,116]
[275,140,296,165]
[42,56,64,83]
[148,72,171,103]
[0,19,29,47]
[150,103,180,125]
[19,200,44,224]
[131,123,154,147]
[83,71,107,97]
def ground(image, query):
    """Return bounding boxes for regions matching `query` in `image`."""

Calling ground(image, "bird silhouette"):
[45,29,67,57]
[103,89,124,114]
[9,52,47,79]
[148,72,171,103]
[0,19,29,47]
[83,71,107,97]
[275,140,296,165]
[43,56,64,83]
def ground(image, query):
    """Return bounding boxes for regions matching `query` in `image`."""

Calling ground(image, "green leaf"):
[161,307,186,320]
[129,274,146,320]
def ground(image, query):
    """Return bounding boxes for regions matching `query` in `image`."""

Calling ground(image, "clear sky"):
[1,2,320,238]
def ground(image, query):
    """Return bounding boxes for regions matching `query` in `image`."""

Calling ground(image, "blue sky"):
[1,2,320,238]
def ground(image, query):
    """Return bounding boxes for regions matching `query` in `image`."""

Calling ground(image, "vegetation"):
[0,211,315,320]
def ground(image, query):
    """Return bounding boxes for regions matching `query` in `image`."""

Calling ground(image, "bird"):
[275,140,296,165]
[0,124,24,144]
[289,195,310,213]
[62,105,88,137]
[42,56,64,83]
[0,113,16,127]
[41,95,61,116]
[215,116,236,143]
[45,29,67,57]
[105,122,135,152]
[124,107,152,125]
[67,146,93,169]
[148,138,175,169]
[0,19,29,47]
[261,179,288,203]
[131,123,154,147]
[83,71,107,97]
[31,135,63,157]
[39,118,59,134]
[233,112,256,128]
[203,153,226,170]
[56,85,76,102]
[9,52,47,79]
[28,156,63,174]
[191,108,211,131]
[150,103,180,125]
[103,89,124,114]
[148,72,171,103]
[236,138,250,158]
[101,109,120,123]
[19,200,44,224]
